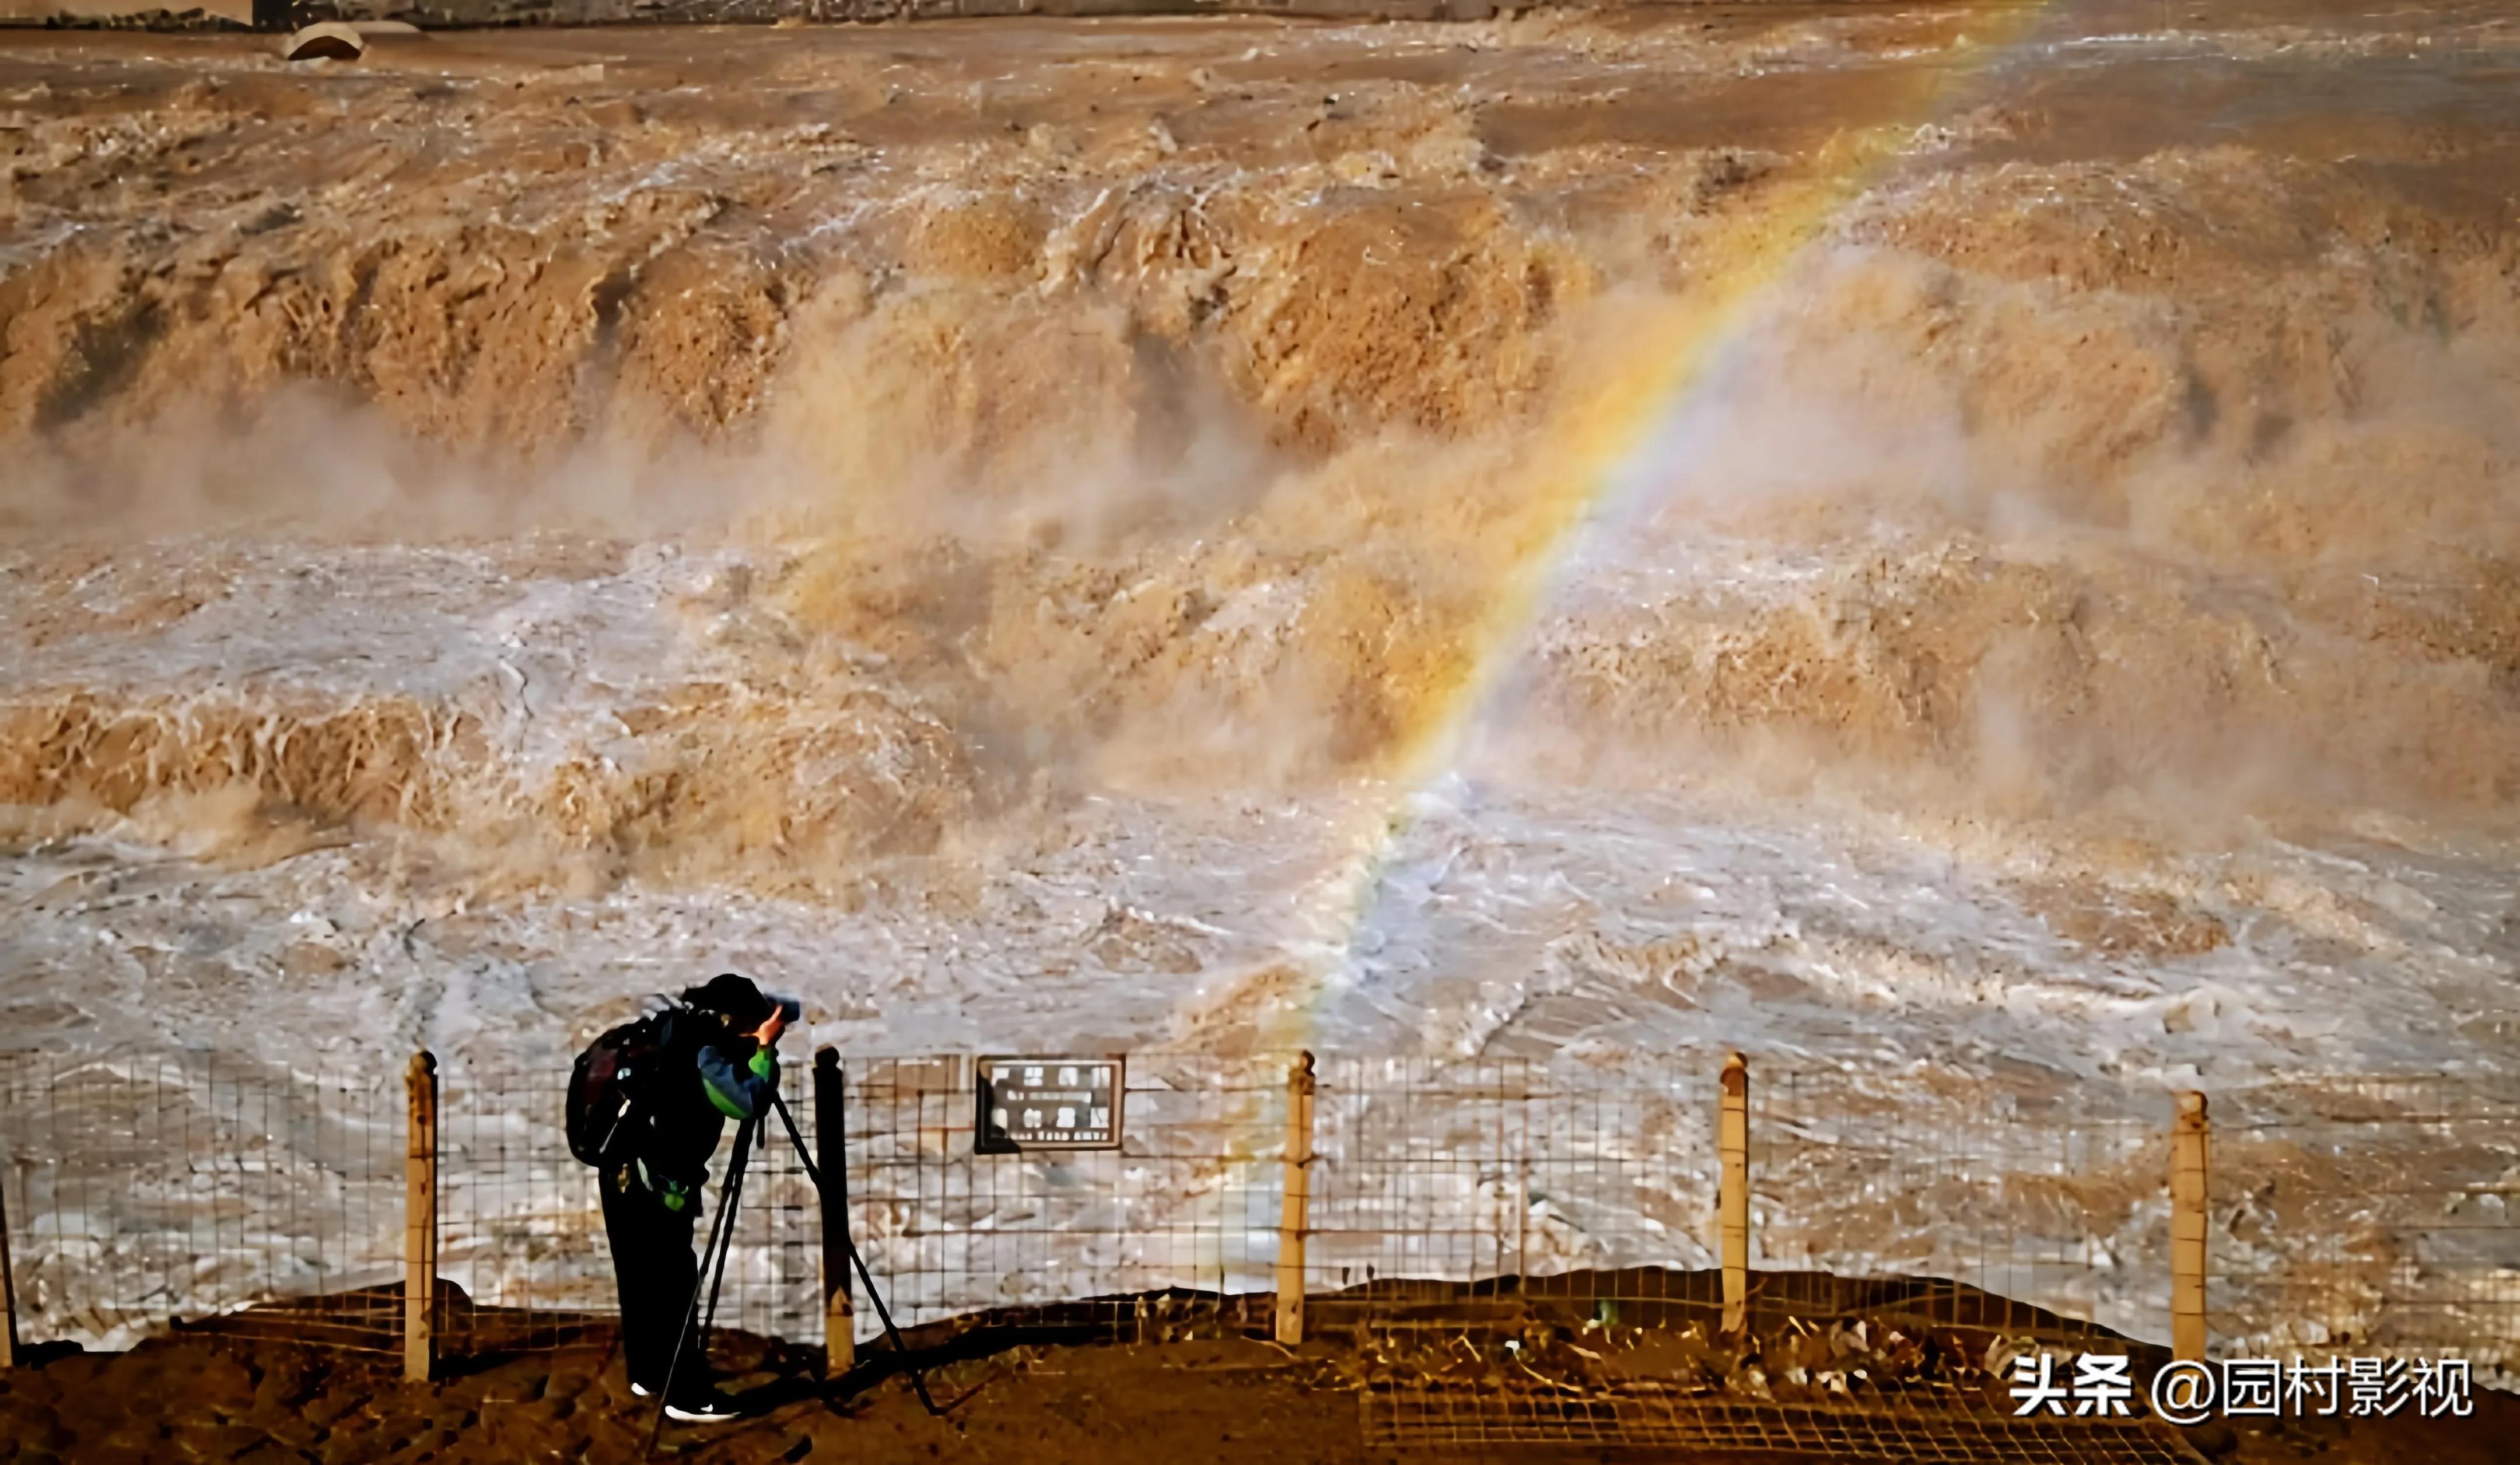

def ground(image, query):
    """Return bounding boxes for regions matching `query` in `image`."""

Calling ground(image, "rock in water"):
[281,23,366,64]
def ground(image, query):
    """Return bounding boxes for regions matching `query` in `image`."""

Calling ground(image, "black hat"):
[684,972,774,1028]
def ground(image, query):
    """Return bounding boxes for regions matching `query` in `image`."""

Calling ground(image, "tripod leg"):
[646,1116,756,1453]
[846,1239,941,1415]
[699,1120,756,1341]
[769,1092,941,1415]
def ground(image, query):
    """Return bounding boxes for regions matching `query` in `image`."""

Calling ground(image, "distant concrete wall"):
[391,0,1502,22]
[0,0,1514,25]
[1,0,249,22]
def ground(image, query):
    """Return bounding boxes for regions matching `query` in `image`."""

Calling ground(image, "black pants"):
[600,1169,708,1393]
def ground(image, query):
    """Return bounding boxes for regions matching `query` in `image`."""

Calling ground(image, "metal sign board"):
[975,1056,1124,1152]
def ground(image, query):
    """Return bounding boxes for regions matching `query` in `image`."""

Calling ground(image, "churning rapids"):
[0,0,2517,1348]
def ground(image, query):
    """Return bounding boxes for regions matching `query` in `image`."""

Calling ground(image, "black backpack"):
[566,1002,685,1168]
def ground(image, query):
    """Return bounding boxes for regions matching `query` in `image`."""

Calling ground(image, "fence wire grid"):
[2,1047,2516,1407]
[2210,1076,2520,1369]
[0,1053,402,1352]
[432,1059,824,1355]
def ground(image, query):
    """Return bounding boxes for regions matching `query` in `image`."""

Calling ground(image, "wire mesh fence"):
[1,1043,2515,1418]
[1749,1065,2168,1350]
[428,1055,827,1356]
[844,1054,1289,1340]
[2208,1076,2520,1376]
[1308,1055,1716,1316]
[429,1059,604,1355]
[0,1052,404,1353]
[848,1054,1289,1338]
[1312,1057,2177,1453]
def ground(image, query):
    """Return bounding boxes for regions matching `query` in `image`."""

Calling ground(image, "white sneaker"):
[664,1392,743,1424]
[630,1382,654,1399]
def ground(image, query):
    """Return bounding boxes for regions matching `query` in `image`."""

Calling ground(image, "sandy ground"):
[5,1316,2519,1464]
[2,0,2518,1367]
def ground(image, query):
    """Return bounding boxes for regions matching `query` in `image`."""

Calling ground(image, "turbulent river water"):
[1,1,2516,1350]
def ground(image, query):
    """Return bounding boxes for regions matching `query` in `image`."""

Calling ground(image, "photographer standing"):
[590,973,800,1424]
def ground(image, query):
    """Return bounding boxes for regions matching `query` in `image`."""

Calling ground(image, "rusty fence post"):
[2171,1090,2210,1362]
[1720,1052,1751,1336]
[1,1159,18,1369]
[1276,1051,1317,1347]
[816,1047,854,1378]
[405,1052,439,1384]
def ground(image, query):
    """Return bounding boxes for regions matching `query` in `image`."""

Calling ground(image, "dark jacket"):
[620,1007,781,1208]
